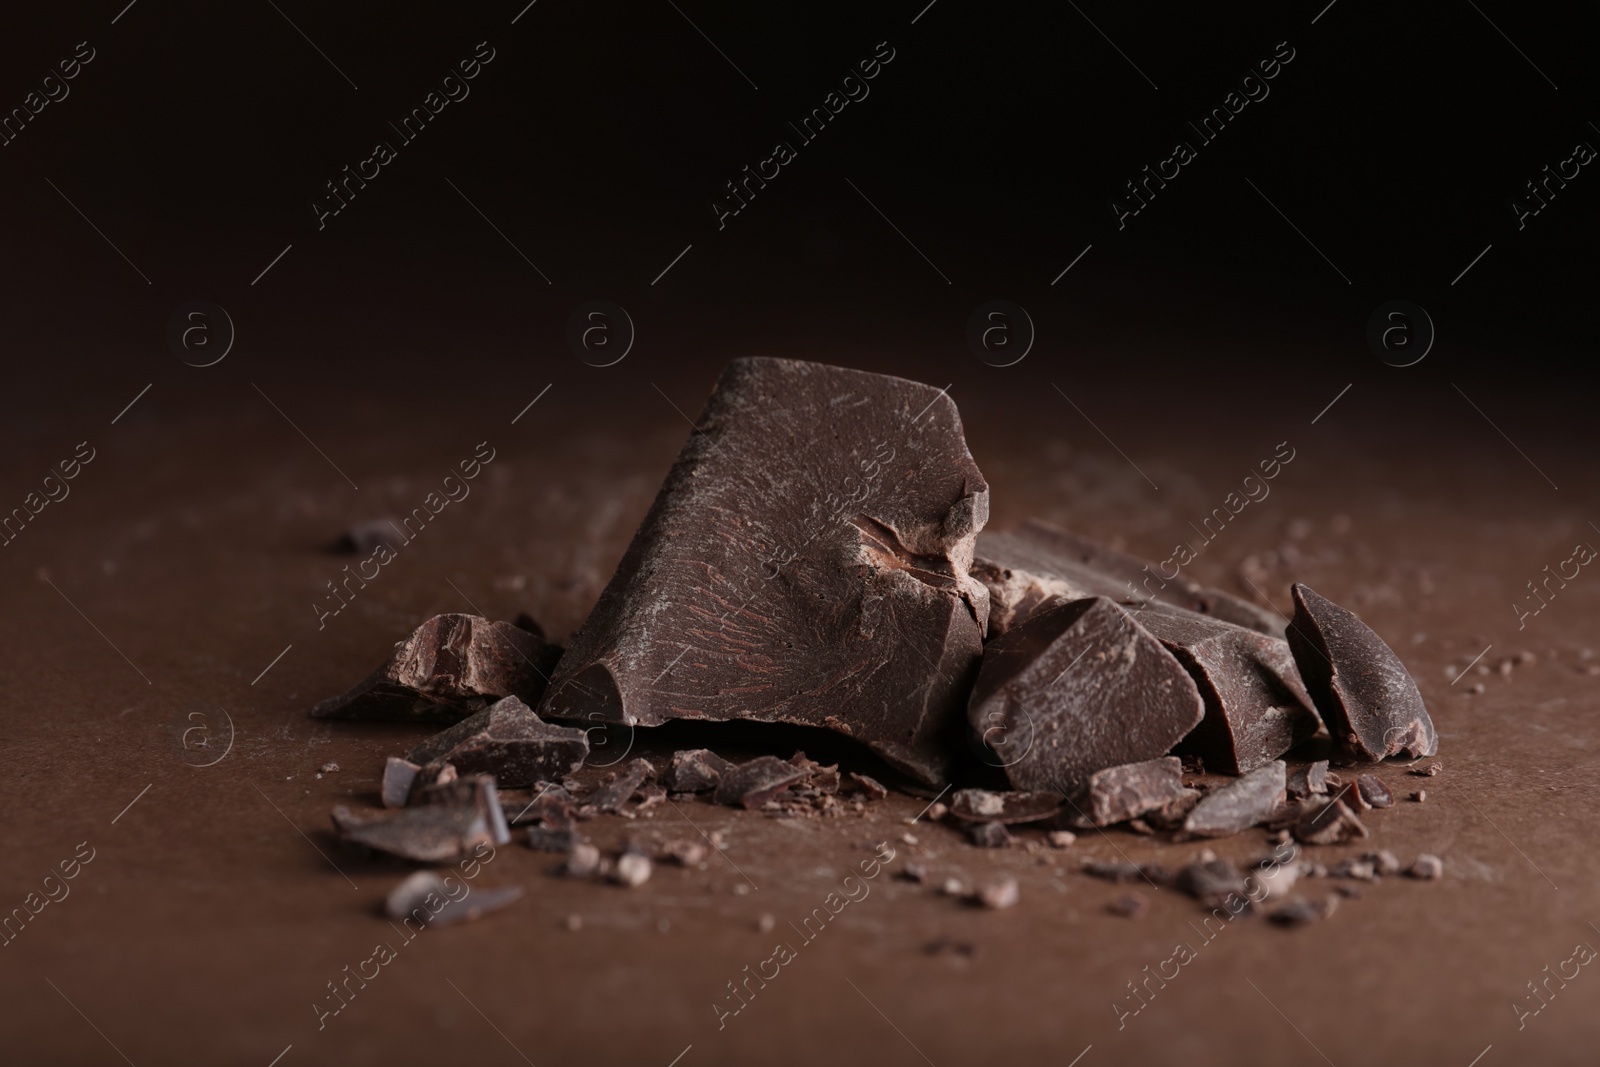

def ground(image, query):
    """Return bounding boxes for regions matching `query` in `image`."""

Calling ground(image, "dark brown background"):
[2,1,1596,1065]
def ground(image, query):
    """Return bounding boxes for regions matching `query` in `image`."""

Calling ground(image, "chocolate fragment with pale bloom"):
[405,696,589,788]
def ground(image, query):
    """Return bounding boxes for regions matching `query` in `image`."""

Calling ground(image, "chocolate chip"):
[610,853,653,888]
[311,614,562,722]
[406,696,589,788]
[1286,584,1437,762]
[1046,831,1077,848]
[1183,761,1286,837]
[968,597,1204,792]
[539,358,992,787]
[1287,760,1330,800]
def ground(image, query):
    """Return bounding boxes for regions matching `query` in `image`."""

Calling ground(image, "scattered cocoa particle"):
[319,761,340,774]
[967,821,1013,848]
[565,843,602,878]
[758,914,775,932]
[976,874,1019,909]
[1411,762,1443,777]
[1364,850,1401,876]
[1333,883,1362,899]
[1355,774,1393,809]
[924,935,977,957]
[1407,854,1443,880]
[843,772,889,800]
[661,840,707,867]
[612,853,652,888]
[924,802,948,822]
[1047,831,1077,849]
[940,878,968,897]
[1268,895,1339,926]
[1107,894,1148,919]
[564,913,582,931]
[1082,859,1146,884]
[1411,790,1427,803]
[900,863,930,884]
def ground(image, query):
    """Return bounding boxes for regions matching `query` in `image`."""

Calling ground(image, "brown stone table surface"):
[2,368,1596,1067]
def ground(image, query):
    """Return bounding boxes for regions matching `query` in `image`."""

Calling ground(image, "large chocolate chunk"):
[1136,606,1321,774]
[405,696,589,787]
[967,597,1204,792]
[311,614,562,722]
[974,520,1279,637]
[1183,760,1286,837]
[538,358,991,786]
[1286,584,1436,761]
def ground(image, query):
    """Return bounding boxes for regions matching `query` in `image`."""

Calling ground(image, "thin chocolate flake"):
[587,758,656,813]
[406,696,589,788]
[713,756,812,809]
[385,870,523,926]
[382,757,421,808]
[1183,761,1286,838]
[663,749,733,793]
[1268,894,1339,927]
[1355,774,1394,809]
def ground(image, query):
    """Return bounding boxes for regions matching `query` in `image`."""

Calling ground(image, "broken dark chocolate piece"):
[405,696,588,788]
[1292,793,1369,845]
[1268,894,1338,927]
[311,614,563,723]
[538,358,992,786]
[842,772,889,800]
[1406,854,1443,879]
[967,821,1014,848]
[967,597,1204,791]
[973,520,1280,637]
[385,870,523,926]
[1355,774,1393,808]
[664,749,733,793]
[949,789,1064,824]
[1136,605,1320,775]
[1286,584,1437,761]
[1286,760,1330,800]
[586,758,655,813]
[1183,760,1286,837]
[382,757,421,808]
[333,798,500,864]
[712,756,812,808]
[975,874,1019,909]
[1078,757,1187,827]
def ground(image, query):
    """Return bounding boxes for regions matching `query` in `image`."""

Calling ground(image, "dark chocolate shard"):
[405,696,589,788]
[967,597,1204,791]
[1079,757,1187,827]
[948,789,1064,824]
[1177,858,1250,908]
[382,757,421,808]
[664,749,733,793]
[841,772,889,800]
[586,758,655,813]
[1286,584,1437,761]
[1286,760,1330,800]
[385,870,523,926]
[966,821,1013,848]
[1355,773,1393,808]
[406,775,513,846]
[1107,894,1148,919]
[1183,760,1287,837]
[713,756,811,808]
[1136,605,1321,775]
[538,358,992,787]
[311,614,563,723]
[1292,793,1369,845]
[973,520,1280,637]
[333,798,499,864]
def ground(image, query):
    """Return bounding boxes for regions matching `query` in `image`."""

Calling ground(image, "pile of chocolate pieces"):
[314,358,1440,923]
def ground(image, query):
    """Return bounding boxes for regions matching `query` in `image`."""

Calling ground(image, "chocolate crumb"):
[1411,762,1443,777]
[976,874,1019,909]
[1047,831,1077,849]
[1411,790,1427,803]
[611,852,652,888]
[967,821,1013,848]
[565,843,602,878]
[1268,894,1339,926]
[1407,854,1443,880]
[1107,894,1148,919]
